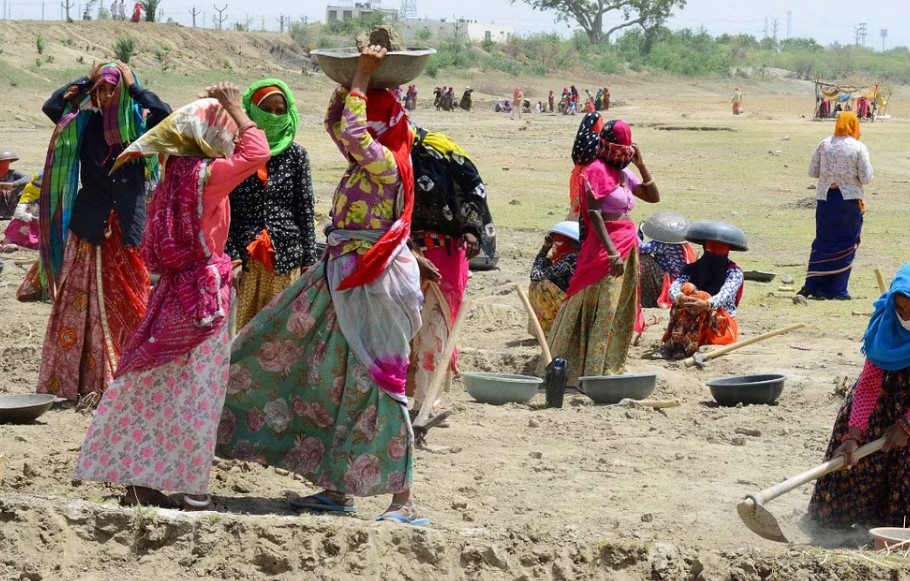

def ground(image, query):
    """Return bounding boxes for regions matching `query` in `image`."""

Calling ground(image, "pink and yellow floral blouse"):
[324,87,402,259]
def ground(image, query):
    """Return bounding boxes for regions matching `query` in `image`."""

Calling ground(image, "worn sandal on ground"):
[119,489,180,509]
[289,493,356,513]
[375,511,430,526]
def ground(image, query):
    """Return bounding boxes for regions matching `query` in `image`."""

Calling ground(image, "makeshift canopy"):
[814,79,891,121]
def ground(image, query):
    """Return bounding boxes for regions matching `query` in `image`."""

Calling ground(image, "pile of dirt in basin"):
[356,25,406,51]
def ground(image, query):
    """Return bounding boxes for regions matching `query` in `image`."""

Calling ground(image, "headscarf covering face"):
[242,79,299,156]
[834,111,860,139]
[111,98,238,173]
[862,264,910,371]
[91,66,128,147]
[39,63,153,296]
[571,112,604,166]
[597,119,636,170]
[336,88,414,291]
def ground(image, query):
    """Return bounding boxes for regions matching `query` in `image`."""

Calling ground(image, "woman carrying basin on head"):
[218,46,429,525]
[543,113,659,386]
[809,264,910,528]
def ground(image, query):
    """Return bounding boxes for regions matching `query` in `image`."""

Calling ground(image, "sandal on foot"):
[289,493,356,513]
[375,511,430,526]
[119,490,180,509]
[183,495,212,511]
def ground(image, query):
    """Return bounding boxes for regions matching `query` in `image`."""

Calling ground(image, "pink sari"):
[567,161,644,333]
[115,157,232,376]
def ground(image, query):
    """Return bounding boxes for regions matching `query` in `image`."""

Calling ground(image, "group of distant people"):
[499,85,611,119]
[83,1,142,21]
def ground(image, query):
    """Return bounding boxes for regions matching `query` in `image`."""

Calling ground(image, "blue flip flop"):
[375,511,430,526]
[289,493,356,513]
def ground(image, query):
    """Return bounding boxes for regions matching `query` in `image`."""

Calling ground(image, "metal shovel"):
[737,437,885,542]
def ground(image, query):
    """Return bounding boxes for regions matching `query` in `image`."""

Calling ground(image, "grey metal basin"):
[469,254,500,271]
[579,373,657,404]
[310,48,436,89]
[0,394,58,424]
[462,372,542,405]
[706,374,786,406]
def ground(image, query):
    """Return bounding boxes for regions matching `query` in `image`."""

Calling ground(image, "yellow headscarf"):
[834,111,860,139]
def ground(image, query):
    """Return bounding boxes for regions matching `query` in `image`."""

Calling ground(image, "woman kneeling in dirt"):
[658,221,745,360]
[73,84,269,510]
[809,265,910,527]
[528,221,579,337]
[218,46,428,525]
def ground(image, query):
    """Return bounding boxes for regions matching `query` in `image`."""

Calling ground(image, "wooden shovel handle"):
[515,283,552,366]
[637,399,681,409]
[753,437,885,505]
[875,268,888,295]
[684,323,806,367]
[413,295,471,427]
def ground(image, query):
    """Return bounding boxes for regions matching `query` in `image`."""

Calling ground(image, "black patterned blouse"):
[226,143,317,275]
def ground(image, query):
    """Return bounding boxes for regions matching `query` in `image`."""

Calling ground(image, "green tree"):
[512,0,686,44]
[140,0,161,22]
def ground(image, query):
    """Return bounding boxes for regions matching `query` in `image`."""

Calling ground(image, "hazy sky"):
[10,0,906,49]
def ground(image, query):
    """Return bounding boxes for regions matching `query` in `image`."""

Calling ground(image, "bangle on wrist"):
[237,121,257,135]
[899,418,910,437]
[642,178,655,187]
[349,90,367,101]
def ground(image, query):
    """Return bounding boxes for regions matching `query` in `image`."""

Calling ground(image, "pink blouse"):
[848,360,910,432]
[201,127,269,254]
[580,161,640,216]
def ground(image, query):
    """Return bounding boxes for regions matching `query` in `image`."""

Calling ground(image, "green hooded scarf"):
[242,79,299,156]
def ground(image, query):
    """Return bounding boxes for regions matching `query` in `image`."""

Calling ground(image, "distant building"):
[326,1,398,23]
[401,18,513,44]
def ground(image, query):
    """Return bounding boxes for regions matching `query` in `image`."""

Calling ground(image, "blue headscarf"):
[862,264,910,371]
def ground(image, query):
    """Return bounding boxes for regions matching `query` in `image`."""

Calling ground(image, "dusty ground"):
[3,21,910,580]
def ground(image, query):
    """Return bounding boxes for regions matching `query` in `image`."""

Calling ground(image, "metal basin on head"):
[310,48,437,89]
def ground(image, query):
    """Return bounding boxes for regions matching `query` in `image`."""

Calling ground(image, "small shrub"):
[61,37,75,48]
[316,36,336,49]
[77,55,85,63]
[44,54,54,63]
[154,45,170,63]
[114,36,136,63]
[35,57,43,67]
[36,34,46,55]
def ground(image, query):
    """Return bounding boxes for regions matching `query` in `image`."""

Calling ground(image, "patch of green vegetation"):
[114,36,136,64]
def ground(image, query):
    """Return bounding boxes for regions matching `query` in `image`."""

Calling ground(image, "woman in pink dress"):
[73,83,269,509]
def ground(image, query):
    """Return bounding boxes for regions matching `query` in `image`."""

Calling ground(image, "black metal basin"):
[469,254,500,271]
[0,394,57,424]
[706,374,786,406]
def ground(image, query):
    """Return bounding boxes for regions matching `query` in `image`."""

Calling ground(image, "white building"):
[401,18,513,44]
[326,1,398,23]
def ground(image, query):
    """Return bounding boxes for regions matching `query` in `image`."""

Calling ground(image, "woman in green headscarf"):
[227,79,318,330]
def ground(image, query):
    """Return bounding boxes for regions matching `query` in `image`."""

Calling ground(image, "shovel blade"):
[737,497,789,543]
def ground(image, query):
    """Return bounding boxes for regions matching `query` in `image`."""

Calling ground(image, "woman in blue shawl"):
[808,264,910,527]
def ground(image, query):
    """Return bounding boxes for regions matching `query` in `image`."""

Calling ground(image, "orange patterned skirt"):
[36,214,150,402]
